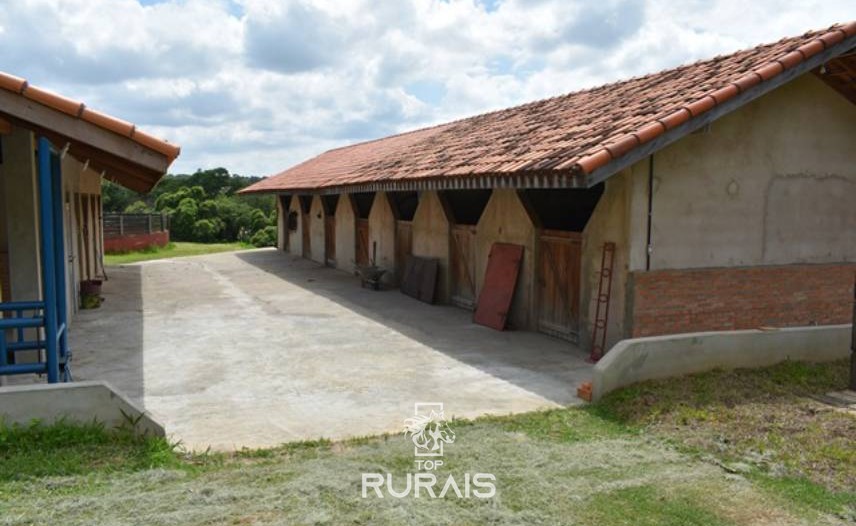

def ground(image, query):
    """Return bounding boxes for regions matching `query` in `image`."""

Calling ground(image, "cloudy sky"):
[0,0,851,177]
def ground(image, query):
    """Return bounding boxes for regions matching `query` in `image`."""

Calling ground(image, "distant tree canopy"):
[102,167,277,247]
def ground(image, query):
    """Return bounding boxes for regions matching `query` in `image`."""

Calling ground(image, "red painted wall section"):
[631,263,856,337]
[104,231,170,253]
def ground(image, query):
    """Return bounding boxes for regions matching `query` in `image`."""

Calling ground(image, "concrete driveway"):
[70,249,592,451]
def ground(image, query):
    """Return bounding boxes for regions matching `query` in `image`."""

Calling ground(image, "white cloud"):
[0,0,851,177]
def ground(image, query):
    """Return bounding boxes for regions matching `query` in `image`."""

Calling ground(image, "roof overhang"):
[578,35,856,188]
[0,89,171,193]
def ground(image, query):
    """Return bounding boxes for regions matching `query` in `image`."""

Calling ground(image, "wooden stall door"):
[324,216,336,266]
[537,230,582,341]
[355,219,370,266]
[301,212,311,258]
[450,224,477,310]
[395,221,413,283]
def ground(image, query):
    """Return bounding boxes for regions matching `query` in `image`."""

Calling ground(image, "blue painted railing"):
[0,136,71,383]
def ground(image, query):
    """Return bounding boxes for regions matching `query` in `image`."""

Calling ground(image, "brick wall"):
[104,231,169,254]
[631,263,856,337]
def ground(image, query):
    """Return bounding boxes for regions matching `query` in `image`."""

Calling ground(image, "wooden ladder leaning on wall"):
[589,242,616,363]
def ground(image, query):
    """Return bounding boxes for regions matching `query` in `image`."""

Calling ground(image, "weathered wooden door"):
[395,221,413,283]
[301,212,311,258]
[324,216,336,266]
[450,224,477,309]
[355,219,369,266]
[537,230,582,340]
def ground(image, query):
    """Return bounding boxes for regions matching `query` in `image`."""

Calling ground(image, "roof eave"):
[576,32,856,188]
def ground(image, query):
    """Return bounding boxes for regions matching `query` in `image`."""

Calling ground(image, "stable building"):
[0,71,179,383]
[242,23,856,355]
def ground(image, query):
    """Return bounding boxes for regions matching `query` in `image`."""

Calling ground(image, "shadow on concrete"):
[235,248,592,404]
[68,265,145,408]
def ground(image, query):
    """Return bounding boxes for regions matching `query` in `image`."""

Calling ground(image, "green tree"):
[124,201,151,214]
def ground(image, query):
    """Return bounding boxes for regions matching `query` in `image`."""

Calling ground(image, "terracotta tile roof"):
[243,21,856,194]
[0,72,181,162]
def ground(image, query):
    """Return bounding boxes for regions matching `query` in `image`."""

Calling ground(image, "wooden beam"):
[0,116,11,135]
[0,90,170,174]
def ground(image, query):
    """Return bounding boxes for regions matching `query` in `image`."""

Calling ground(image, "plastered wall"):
[334,195,356,272]
[368,192,396,284]
[633,74,856,271]
[579,172,631,351]
[475,189,536,330]
[308,196,325,264]
[411,191,452,303]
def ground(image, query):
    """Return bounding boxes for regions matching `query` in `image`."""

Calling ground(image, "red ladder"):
[589,242,616,362]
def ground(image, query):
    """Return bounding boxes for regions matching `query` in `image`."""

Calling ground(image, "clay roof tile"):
[241,21,855,193]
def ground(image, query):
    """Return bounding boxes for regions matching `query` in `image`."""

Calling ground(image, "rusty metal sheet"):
[473,243,524,330]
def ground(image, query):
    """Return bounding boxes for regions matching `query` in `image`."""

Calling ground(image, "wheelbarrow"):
[356,264,387,290]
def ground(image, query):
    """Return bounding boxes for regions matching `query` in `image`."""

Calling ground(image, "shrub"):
[250,225,277,247]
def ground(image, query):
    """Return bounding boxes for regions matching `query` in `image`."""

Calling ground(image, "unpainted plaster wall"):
[629,74,856,271]
[411,190,451,303]
[308,195,325,264]
[334,194,356,272]
[287,196,302,256]
[579,172,631,352]
[368,192,396,285]
[475,189,536,330]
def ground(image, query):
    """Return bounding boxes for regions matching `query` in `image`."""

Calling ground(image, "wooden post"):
[850,273,855,391]
[119,214,124,236]
[147,214,153,234]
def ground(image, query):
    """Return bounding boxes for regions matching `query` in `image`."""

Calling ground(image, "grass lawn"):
[104,241,251,265]
[1,360,853,525]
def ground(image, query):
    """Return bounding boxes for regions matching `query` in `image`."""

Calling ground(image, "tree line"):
[102,167,277,247]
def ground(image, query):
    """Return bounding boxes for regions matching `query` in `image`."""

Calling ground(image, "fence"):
[103,213,168,239]
[103,213,170,253]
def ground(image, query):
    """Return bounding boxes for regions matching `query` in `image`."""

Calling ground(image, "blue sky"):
[0,1,852,177]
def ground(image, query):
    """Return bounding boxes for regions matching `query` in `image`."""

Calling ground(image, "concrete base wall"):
[0,381,164,437]
[411,190,451,303]
[475,189,537,329]
[591,324,852,401]
[368,191,396,285]
[335,195,356,272]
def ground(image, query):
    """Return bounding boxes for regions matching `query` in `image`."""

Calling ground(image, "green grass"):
[104,241,251,265]
[0,419,180,481]
[0,360,853,525]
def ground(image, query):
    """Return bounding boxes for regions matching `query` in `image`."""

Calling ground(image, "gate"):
[450,224,477,310]
[325,216,336,266]
[537,230,582,341]
[395,221,413,283]
[355,219,369,266]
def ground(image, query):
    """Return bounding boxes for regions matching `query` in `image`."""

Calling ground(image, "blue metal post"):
[36,136,59,383]
[50,150,69,377]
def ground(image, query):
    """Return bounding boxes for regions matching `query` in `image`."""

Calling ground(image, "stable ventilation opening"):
[321,195,339,216]
[523,185,604,231]
[352,192,375,219]
[298,195,313,214]
[388,191,419,221]
[441,189,492,225]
